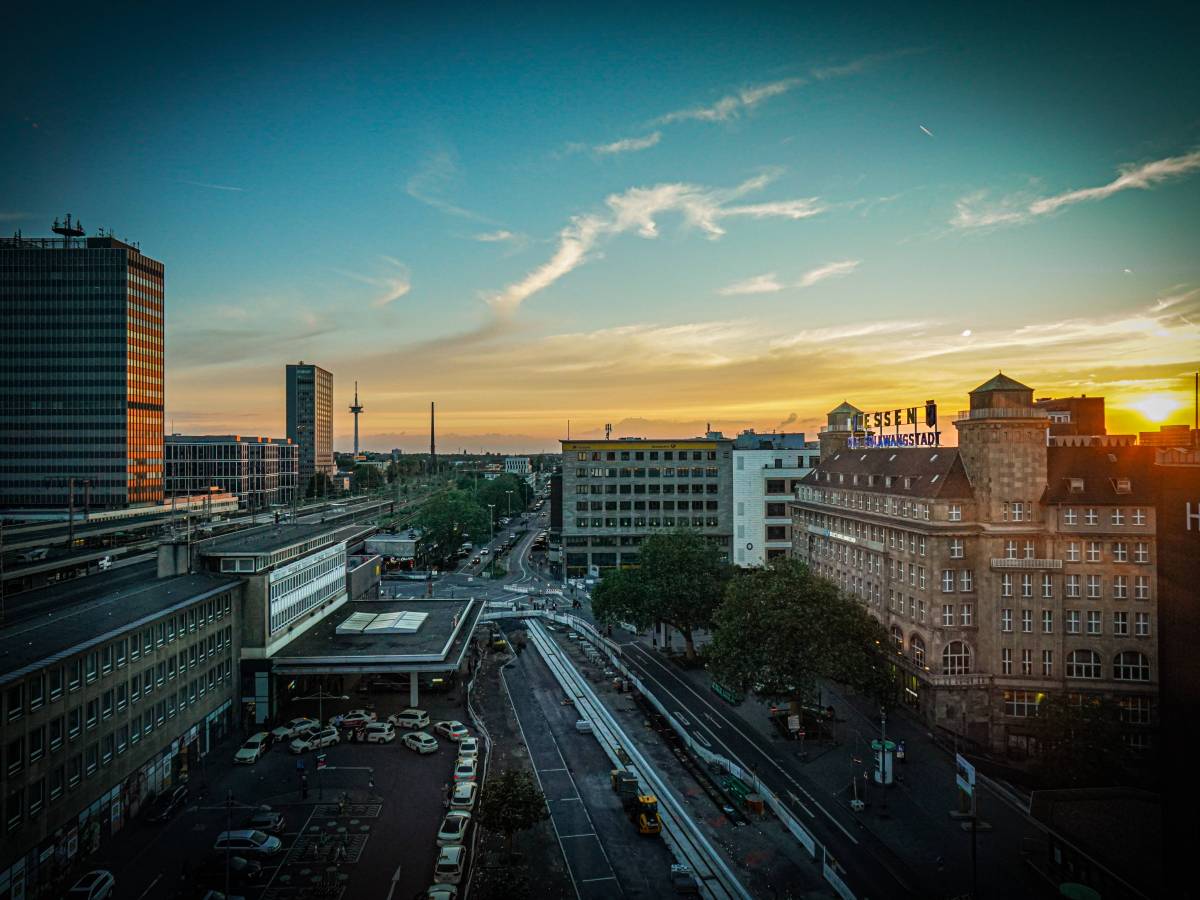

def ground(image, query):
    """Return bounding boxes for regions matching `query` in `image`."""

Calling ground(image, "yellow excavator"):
[611,768,662,835]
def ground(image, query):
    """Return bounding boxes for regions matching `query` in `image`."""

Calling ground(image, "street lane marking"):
[135,874,161,900]
[692,732,711,748]
[676,711,691,726]
[555,796,582,802]
[580,876,618,883]
[559,832,598,839]
[540,767,568,773]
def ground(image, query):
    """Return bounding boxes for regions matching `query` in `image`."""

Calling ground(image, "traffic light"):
[925,401,938,427]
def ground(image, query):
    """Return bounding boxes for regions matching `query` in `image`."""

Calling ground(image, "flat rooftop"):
[271,598,482,673]
[199,522,357,556]
[0,571,240,686]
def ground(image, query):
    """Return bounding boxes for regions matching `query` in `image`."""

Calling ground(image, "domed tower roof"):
[968,372,1034,413]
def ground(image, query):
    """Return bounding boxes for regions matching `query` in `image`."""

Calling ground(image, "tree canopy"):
[1029,694,1133,788]
[474,768,549,856]
[352,464,383,491]
[414,490,490,564]
[707,558,893,706]
[590,529,730,659]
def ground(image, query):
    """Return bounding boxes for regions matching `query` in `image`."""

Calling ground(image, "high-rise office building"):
[0,219,164,510]
[165,434,298,510]
[285,362,334,484]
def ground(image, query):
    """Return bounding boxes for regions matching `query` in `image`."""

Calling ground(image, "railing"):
[925,673,992,688]
[955,407,1050,421]
[990,558,1063,570]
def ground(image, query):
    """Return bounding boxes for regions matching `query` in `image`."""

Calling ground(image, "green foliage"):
[1029,694,1131,787]
[303,473,334,498]
[352,464,383,491]
[590,529,730,659]
[414,490,490,563]
[474,769,549,855]
[471,473,534,513]
[708,558,893,705]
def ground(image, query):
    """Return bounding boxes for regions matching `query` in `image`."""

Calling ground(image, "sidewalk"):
[639,635,1050,900]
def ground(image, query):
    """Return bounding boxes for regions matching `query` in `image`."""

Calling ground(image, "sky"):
[2,2,1198,452]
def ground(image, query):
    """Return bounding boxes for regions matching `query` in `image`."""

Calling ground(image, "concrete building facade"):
[165,434,298,511]
[792,375,1159,756]
[731,430,820,567]
[504,456,532,477]
[285,362,334,484]
[560,436,733,577]
[1,226,164,511]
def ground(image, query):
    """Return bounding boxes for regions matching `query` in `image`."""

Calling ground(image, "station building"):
[792,374,1160,756]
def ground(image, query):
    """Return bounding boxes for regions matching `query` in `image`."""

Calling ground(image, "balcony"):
[955,407,1049,421]
[990,558,1063,570]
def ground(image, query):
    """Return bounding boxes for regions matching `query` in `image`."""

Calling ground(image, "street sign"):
[955,753,975,796]
[316,753,327,771]
[787,714,801,732]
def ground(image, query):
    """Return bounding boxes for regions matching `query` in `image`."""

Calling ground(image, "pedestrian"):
[301,774,309,799]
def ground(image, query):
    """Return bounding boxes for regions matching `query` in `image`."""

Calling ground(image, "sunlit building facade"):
[0,226,164,510]
[285,362,334,484]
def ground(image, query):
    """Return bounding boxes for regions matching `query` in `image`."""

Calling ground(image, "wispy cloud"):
[656,78,805,125]
[485,174,826,316]
[178,179,245,192]
[952,149,1200,229]
[405,150,494,223]
[810,47,925,81]
[798,259,861,288]
[473,230,519,243]
[337,256,412,307]
[0,211,28,222]
[719,273,785,296]
[594,131,662,155]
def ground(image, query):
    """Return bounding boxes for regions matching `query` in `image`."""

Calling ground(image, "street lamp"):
[292,689,349,798]
[487,504,496,540]
[505,489,514,518]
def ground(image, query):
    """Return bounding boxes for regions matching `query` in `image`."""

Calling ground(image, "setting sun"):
[1127,393,1182,423]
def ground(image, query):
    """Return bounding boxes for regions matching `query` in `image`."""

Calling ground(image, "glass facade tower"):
[285,362,334,484]
[0,230,165,510]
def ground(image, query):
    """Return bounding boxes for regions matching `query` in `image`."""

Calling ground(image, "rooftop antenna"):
[52,213,84,248]
[430,401,437,477]
[605,423,612,441]
[349,381,364,457]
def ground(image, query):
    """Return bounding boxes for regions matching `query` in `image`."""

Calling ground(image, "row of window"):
[1003,691,1152,724]
[576,500,719,512]
[575,449,719,462]
[575,467,720,479]
[4,661,232,834]
[1062,507,1147,527]
[801,486,935,521]
[937,641,1152,681]
[573,516,721,529]
[1000,608,1152,636]
[4,596,232,723]
[575,482,719,496]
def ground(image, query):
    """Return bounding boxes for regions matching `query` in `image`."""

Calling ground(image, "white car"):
[389,708,429,729]
[426,885,458,900]
[234,732,271,764]
[452,758,477,782]
[456,737,479,760]
[97,556,113,571]
[437,811,471,846]
[403,731,439,754]
[290,727,339,754]
[434,845,466,885]
[66,870,115,900]
[449,781,477,810]
[434,720,469,742]
[213,829,282,856]
[364,722,396,744]
[271,717,318,741]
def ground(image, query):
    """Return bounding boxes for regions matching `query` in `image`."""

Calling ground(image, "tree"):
[589,529,729,661]
[707,558,893,707]
[414,490,490,565]
[474,769,549,857]
[475,474,534,514]
[352,464,383,492]
[304,473,333,499]
[1029,694,1131,787]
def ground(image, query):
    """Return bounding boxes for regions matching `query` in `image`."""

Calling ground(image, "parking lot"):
[95,685,480,899]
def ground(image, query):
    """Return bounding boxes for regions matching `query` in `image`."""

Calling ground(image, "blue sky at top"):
[2,2,1198,450]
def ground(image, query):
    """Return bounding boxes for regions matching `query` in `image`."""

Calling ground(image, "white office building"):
[732,430,820,566]
[504,457,532,477]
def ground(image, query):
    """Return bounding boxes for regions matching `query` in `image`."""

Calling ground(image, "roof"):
[800,447,974,499]
[1030,788,1162,896]
[971,372,1032,394]
[1043,445,1157,504]
[166,434,293,445]
[828,401,863,415]
[270,598,482,672]
[0,571,240,685]
[199,522,353,556]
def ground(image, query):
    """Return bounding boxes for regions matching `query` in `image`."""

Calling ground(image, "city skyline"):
[3,4,1198,452]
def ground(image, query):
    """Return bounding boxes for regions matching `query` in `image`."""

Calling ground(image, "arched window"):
[910,634,926,668]
[942,641,971,675]
[1066,649,1102,679]
[1113,651,1150,681]
[890,626,904,651]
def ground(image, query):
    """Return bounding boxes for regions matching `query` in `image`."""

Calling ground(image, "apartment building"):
[731,430,820,566]
[165,434,298,511]
[792,374,1158,755]
[0,573,242,897]
[559,436,733,577]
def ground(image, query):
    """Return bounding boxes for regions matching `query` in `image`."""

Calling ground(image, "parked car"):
[244,807,285,834]
[425,885,458,900]
[271,717,318,741]
[452,758,477,782]
[434,845,466,885]
[66,870,115,900]
[433,721,470,742]
[479,548,489,556]
[213,829,282,856]
[389,708,429,729]
[575,720,594,734]
[333,709,377,728]
[234,732,271,764]
[364,722,396,743]
[289,727,339,754]
[456,737,479,760]
[449,781,477,810]
[436,811,471,846]
[403,731,439,754]
[145,783,189,823]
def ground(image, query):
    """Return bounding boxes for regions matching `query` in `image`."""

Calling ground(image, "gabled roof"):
[971,372,1032,394]
[800,447,974,499]
[1043,445,1157,504]
[828,400,863,415]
